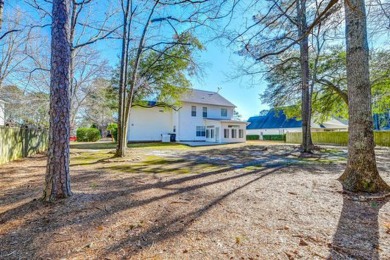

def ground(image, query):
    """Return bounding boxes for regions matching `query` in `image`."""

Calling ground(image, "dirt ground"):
[1,141,390,260]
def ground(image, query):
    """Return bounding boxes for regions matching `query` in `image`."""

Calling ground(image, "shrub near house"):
[76,128,101,142]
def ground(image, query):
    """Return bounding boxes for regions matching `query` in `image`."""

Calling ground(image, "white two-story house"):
[127,89,247,143]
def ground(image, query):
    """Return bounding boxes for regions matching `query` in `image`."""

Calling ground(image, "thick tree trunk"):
[339,0,389,193]
[43,0,72,201]
[297,0,313,153]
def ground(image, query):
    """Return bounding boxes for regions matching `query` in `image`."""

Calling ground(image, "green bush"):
[246,135,260,140]
[263,134,286,141]
[112,128,118,142]
[76,128,101,142]
[107,123,118,142]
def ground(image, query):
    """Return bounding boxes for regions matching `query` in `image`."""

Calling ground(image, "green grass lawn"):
[70,141,189,150]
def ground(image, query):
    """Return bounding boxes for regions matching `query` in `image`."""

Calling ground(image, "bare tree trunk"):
[43,0,72,201]
[115,0,131,157]
[0,0,4,31]
[339,0,389,193]
[297,0,313,153]
[117,0,158,156]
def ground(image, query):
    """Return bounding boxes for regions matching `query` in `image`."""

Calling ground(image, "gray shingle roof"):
[180,89,236,107]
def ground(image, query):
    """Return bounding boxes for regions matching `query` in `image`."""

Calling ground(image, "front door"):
[215,127,220,143]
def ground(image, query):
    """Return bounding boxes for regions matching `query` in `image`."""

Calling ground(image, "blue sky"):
[95,31,269,120]
[189,42,268,120]
[8,0,269,121]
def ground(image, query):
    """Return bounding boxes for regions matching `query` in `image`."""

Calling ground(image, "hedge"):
[0,127,48,164]
[286,131,390,147]
[246,135,260,140]
[107,123,118,142]
[263,134,286,141]
[76,128,101,142]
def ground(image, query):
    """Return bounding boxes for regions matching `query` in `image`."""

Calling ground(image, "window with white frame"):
[224,129,229,138]
[206,129,209,138]
[221,108,227,117]
[231,129,237,138]
[196,126,206,137]
[191,106,196,117]
[202,107,207,118]
[239,129,244,138]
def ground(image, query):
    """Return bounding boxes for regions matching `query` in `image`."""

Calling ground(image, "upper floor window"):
[191,106,196,117]
[202,107,207,118]
[221,108,227,117]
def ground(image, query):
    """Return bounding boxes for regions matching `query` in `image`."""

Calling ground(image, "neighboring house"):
[127,89,247,143]
[0,99,5,126]
[247,109,348,137]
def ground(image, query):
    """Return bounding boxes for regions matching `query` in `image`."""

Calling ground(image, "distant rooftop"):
[247,109,302,130]
[180,89,236,107]
[247,109,348,130]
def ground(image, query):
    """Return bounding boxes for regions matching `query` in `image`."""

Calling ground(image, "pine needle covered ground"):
[1,141,389,259]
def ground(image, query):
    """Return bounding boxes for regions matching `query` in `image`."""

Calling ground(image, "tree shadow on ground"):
[100,166,283,258]
[330,195,389,259]
[0,161,287,259]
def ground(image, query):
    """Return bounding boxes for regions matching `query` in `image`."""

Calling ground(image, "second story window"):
[221,108,227,117]
[191,106,196,117]
[203,107,207,118]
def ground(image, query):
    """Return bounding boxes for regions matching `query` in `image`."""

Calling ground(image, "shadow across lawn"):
[0,161,287,259]
[330,194,389,259]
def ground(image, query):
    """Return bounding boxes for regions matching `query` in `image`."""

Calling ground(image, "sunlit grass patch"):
[128,142,189,149]
[70,151,114,166]
[70,142,116,150]
[107,155,222,175]
[243,165,264,171]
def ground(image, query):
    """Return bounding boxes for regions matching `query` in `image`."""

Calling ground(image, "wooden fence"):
[286,131,390,147]
[0,127,48,164]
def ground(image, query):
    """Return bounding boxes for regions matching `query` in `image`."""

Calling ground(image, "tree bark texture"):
[297,0,313,153]
[0,0,4,31]
[115,0,131,158]
[339,0,389,192]
[43,0,72,201]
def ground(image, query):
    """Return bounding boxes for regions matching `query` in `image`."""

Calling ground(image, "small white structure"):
[247,109,348,137]
[127,89,247,143]
[0,99,5,126]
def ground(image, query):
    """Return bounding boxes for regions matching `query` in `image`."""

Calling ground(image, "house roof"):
[180,89,236,107]
[247,109,348,130]
[247,110,302,130]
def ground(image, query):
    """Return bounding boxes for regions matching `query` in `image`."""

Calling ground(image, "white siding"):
[177,102,235,141]
[220,122,246,143]
[177,103,207,141]
[128,107,173,141]
[127,101,245,144]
